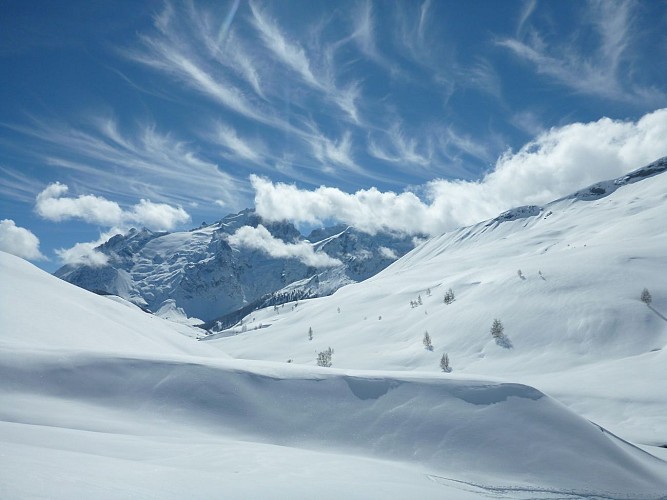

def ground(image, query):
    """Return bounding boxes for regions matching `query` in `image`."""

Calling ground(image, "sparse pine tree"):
[417,295,423,305]
[491,319,513,348]
[316,347,334,367]
[426,288,431,296]
[443,288,455,304]
[423,331,433,351]
[440,353,452,373]
[641,288,652,305]
[517,269,524,279]
[491,318,504,339]
[308,326,313,341]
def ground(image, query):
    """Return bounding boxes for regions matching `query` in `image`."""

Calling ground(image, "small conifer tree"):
[308,326,313,341]
[443,288,455,304]
[440,353,452,373]
[491,319,512,348]
[423,331,433,351]
[641,288,652,305]
[317,347,334,367]
[490,318,504,339]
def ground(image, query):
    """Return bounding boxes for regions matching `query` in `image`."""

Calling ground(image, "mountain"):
[203,157,667,447]
[3,250,667,498]
[54,209,418,323]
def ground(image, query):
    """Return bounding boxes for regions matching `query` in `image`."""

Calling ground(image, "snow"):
[2,160,667,498]
[207,160,667,448]
[2,245,667,498]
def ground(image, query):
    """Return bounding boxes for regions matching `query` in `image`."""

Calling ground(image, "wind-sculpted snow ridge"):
[3,251,667,498]
[2,351,667,498]
[55,210,417,323]
[563,156,667,202]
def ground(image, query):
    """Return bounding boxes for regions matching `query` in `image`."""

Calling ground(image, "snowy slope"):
[55,210,417,322]
[205,158,667,446]
[3,251,667,498]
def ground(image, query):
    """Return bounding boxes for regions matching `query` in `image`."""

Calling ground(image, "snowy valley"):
[2,158,667,499]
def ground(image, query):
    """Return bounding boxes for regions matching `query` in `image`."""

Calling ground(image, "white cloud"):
[312,130,357,171]
[7,117,246,210]
[368,125,432,166]
[252,108,667,236]
[128,199,191,231]
[378,246,398,260]
[54,229,121,268]
[213,122,262,162]
[0,219,45,261]
[35,182,190,231]
[55,241,110,268]
[227,225,341,268]
[498,1,665,105]
[249,1,319,88]
[35,182,124,225]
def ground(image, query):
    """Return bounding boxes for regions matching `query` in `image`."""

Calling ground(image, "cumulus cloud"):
[35,182,190,231]
[227,225,341,268]
[128,199,191,231]
[0,219,45,260]
[36,182,124,225]
[54,228,127,268]
[378,246,398,260]
[55,241,110,268]
[252,108,667,236]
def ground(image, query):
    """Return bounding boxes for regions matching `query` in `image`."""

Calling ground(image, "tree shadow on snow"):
[648,305,667,323]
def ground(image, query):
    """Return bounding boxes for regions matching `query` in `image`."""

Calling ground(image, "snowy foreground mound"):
[2,253,667,498]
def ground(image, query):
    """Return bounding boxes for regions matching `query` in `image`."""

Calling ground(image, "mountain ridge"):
[55,209,419,322]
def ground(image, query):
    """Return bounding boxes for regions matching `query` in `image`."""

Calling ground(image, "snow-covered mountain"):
[54,209,417,323]
[204,157,667,447]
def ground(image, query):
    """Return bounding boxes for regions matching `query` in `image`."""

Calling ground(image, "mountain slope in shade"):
[205,158,667,446]
[2,251,667,498]
[54,210,417,323]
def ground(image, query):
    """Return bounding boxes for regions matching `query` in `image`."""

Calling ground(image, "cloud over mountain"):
[253,109,667,235]
[227,224,342,267]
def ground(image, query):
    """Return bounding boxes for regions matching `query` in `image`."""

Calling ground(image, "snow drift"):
[2,251,667,498]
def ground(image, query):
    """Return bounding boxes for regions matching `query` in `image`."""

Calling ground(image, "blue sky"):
[1,0,666,271]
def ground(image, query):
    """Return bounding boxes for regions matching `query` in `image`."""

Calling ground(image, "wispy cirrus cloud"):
[498,0,665,105]
[247,1,363,124]
[211,122,264,163]
[4,116,245,209]
[0,166,46,203]
[124,2,300,133]
[368,125,432,167]
[248,1,318,88]
[310,130,358,173]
